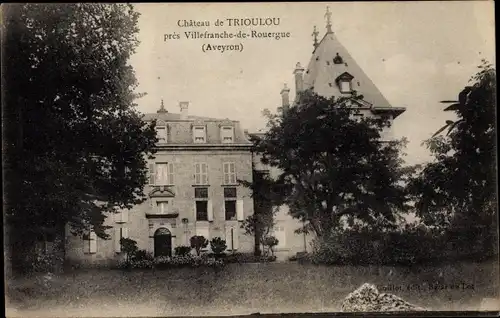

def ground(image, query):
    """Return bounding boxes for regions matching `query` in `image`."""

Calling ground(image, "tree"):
[253,90,411,238]
[408,61,496,253]
[3,4,157,273]
[240,168,284,256]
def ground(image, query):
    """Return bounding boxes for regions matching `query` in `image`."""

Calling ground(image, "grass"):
[6,260,499,317]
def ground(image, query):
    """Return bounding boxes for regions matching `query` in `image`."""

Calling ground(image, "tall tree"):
[253,90,412,237]
[2,4,157,272]
[240,168,282,256]
[408,61,496,247]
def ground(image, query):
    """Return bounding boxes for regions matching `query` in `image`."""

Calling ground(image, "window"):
[149,163,174,185]
[225,226,239,250]
[223,162,236,184]
[194,163,209,185]
[157,201,169,214]
[273,224,286,248]
[195,187,211,221]
[83,230,97,254]
[221,126,234,144]
[224,187,237,220]
[115,209,129,223]
[193,126,206,143]
[114,227,129,253]
[340,81,351,93]
[156,126,167,143]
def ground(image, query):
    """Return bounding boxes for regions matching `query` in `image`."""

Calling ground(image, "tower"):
[280,7,406,138]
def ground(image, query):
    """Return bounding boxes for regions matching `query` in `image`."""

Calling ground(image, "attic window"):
[221,126,234,144]
[193,126,206,143]
[315,56,319,61]
[340,81,351,93]
[156,126,167,143]
[333,53,343,64]
[336,72,354,94]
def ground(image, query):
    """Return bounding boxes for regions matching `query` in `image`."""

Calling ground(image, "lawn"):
[6,260,499,317]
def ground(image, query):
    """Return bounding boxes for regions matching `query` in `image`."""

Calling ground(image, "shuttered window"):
[194,163,209,185]
[223,162,236,185]
[149,163,174,185]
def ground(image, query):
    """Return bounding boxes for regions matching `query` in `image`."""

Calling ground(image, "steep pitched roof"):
[302,31,393,109]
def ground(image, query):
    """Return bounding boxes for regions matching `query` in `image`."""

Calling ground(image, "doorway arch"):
[154,227,172,257]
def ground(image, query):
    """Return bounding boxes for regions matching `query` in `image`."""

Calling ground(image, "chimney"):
[294,62,305,97]
[179,101,189,120]
[280,83,290,115]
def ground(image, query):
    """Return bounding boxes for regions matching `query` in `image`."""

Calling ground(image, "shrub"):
[120,237,138,263]
[310,224,454,266]
[132,249,154,262]
[190,235,208,256]
[210,237,227,257]
[262,236,279,256]
[174,245,192,256]
[225,252,276,263]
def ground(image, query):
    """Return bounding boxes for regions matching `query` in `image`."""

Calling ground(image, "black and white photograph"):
[2,2,498,317]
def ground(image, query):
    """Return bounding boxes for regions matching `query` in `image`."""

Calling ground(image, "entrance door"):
[154,228,172,257]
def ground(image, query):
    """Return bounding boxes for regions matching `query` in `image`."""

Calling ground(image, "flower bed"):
[117,254,225,270]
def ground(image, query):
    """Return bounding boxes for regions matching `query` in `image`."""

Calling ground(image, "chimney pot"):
[179,101,189,120]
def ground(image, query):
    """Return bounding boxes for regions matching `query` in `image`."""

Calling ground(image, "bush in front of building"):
[174,245,192,256]
[262,236,279,256]
[308,223,488,266]
[120,237,139,264]
[225,252,276,263]
[132,249,154,262]
[209,237,227,258]
[190,235,209,256]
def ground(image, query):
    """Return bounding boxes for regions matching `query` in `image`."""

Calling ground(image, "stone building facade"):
[65,101,255,266]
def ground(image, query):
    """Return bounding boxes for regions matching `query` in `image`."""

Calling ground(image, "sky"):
[129,2,495,166]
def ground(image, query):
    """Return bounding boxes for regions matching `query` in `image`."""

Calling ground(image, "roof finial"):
[157,99,167,113]
[312,25,319,49]
[325,6,333,33]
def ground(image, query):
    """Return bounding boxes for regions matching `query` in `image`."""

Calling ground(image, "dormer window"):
[193,126,206,143]
[221,126,234,144]
[156,126,167,143]
[340,81,351,93]
[336,72,354,94]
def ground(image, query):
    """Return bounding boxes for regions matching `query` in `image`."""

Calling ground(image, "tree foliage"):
[240,169,283,255]
[253,90,412,237]
[408,61,496,237]
[3,3,157,270]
